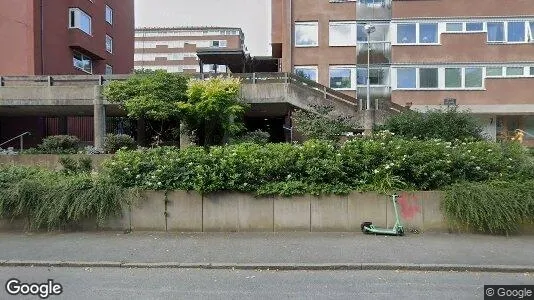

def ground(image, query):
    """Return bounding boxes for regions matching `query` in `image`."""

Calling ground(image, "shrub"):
[442,181,534,235]
[37,135,80,154]
[102,136,534,196]
[380,107,485,141]
[104,134,137,154]
[229,130,270,145]
[0,166,134,230]
[292,105,359,142]
[59,156,92,175]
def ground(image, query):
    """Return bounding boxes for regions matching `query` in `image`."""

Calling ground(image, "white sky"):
[134,0,272,56]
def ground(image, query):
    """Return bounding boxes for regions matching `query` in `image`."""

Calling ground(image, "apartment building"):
[0,0,134,75]
[134,27,246,74]
[271,0,534,144]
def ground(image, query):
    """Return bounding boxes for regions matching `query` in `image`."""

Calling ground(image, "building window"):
[446,23,463,32]
[105,35,113,53]
[445,68,462,88]
[397,24,416,43]
[396,68,416,89]
[529,22,534,41]
[73,51,92,74]
[530,67,534,76]
[105,64,113,74]
[507,21,526,42]
[419,23,438,43]
[357,67,389,86]
[69,8,92,35]
[419,68,438,88]
[506,67,524,76]
[487,22,504,42]
[465,67,483,88]
[486,67,503,77]
[466,22,483,32]
[295,22,319,47]
[329,67,356,90]
[294,66,318,82]
[329,22,357,46]
[105,5,113,25]
[210,40,227,48]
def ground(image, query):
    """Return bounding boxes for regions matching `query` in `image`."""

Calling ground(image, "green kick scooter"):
[361,193,405,236]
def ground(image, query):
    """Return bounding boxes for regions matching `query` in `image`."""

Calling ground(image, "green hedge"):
[443,181,534,235]
[103,135,533,196]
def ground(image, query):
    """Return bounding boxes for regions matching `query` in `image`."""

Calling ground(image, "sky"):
[134,0,272,56]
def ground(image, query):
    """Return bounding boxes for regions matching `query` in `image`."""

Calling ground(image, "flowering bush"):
[102,135,534,196]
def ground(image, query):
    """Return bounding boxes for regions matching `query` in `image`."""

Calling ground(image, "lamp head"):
[364,24,376,34]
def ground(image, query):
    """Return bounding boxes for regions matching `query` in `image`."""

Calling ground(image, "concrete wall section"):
[311,195,349,232]
[274,196,311,231]
[129,191,166,231]
[202,193,240,232]
[166,191,203,232]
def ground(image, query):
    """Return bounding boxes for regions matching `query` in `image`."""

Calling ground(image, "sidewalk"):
[1,232,533,272]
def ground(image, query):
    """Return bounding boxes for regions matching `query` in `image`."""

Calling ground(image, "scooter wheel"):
[397,228,405,236]
[361,222,372,233]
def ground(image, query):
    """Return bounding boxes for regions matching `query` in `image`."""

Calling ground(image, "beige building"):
[271,0,534,145]
[134,26,245,74]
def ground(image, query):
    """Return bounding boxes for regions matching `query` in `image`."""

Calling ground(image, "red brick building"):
[0,0,134,75]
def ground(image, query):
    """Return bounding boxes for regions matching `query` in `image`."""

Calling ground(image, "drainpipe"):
[40,0,44,74]
[288,0,293,73]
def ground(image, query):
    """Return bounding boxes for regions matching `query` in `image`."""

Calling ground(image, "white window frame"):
[487,20,531,44]
[393,66,486,91]
[295,22,319,47]
[105,5,113,25]
[294,66,318,82]
[105,64,113,75]
[105,35,113,53]
[394,22,440,45]
[73,51,92,74]
[329,66,357,90]
[68,8,92,35]
[329,21,357,46]
[356,67,390,87]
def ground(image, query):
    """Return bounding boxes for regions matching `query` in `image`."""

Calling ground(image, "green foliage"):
[380,107,485,141]
[184,77,248,146]
[103,70,189,121]
[443,181,534,235]
[59,156,92,175]
[292,105,359,142]
[30,135,80,154]
[229,130,270,145]
[104,134,137,154]
[103,135,534,197]
[0,166,133,230]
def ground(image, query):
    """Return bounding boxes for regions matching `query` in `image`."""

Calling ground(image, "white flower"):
[475,166,481,171]
[136,174,141,179]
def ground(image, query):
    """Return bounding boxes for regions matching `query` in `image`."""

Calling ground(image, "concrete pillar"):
[93,85,106,151]
[179,121,191,149]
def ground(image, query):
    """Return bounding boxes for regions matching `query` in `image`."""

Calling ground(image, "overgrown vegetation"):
[103,71,247,146]
[59,156,92,175]
[24,135,81,154]
[103,134,533,196]
[104,134,137,154]
[292,105,359,142]
[229,130,270,145]
[379,107,485,141]
[0,166,134,230]
[443,181,534,235]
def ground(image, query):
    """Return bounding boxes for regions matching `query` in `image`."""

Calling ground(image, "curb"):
[0,261,533,273]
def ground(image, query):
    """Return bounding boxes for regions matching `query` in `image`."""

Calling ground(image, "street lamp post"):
[364,24,375,111]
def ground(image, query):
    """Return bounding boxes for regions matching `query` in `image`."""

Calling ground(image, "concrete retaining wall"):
[0,154,112,171]
[0,191,450,232]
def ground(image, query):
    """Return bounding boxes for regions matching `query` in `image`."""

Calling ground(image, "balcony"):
[356,0,392,20]
[357,42,391,64]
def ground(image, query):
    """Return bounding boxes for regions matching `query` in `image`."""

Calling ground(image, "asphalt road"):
[0,267,532,300]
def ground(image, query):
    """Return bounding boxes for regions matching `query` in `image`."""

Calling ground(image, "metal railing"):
[0,132,31,151]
